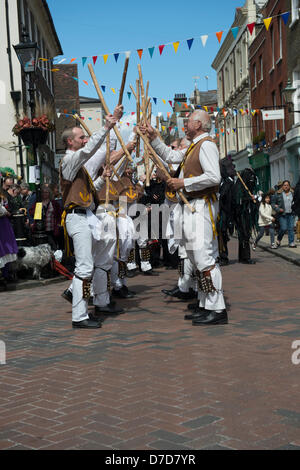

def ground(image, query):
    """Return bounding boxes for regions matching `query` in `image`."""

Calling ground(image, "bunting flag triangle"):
[159,44,165,55]
[201,35,208,47]
[247,22,255,35]
[231,27,239,40]
[58,58,66,64]
[187,38,194,50]
[125,51,131,59]
[148,47,155,58]
[101,85,106,92]
[72,77,78,81]
[168,100,173,107]
[281,12,290,25]
[263,17,272,31]
[137,49,143,60]
[216,31,223,43]
[114,53,119,63]
[70,58,76,63]
[203,106,208,112]
[92,56,98,65]
[82,57,87,67]
[103,54,109,64]
[162,99,166,104]
[111,88,116,94]
[153,97,157,105]
[173,41,180,53]
[83,80,88,86]
[127,92,131,100]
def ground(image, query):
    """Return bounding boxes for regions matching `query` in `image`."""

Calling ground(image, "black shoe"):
[143,270,159,276]
[239,259,256,264]
[161,286,179,296]
[192,310,228,325]
[184,308,206,320]
[122,285,136,296]
[219,259,229,266]
[62,289,72,304]
[72,319,101,328]
[94,304,125,315]
[127,269,138,278]
[162,287,195,300]
[112,287,135,299]
[187,302,199,311]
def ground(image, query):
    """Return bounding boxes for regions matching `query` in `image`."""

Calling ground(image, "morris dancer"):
[141,110,227,325]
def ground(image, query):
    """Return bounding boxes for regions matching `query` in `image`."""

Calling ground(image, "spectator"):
[29,185,63,250]
[2,177,14,198]
[0,188,18,282]
[272,180,296,248]
[292,176,300,242]
[19,183,31,210]
[252,194,277,250]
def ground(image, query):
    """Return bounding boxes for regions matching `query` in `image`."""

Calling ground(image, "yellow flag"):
[263,17,272,31]
[162,126,166,131]
[111,88,116,94]
[173,41,180,53]
[103,54,109,64]
[203,106,208,112]
[34,202,42,220]
[162,99,166,104]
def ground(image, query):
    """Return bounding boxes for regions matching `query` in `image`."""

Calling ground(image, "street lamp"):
[13,29,48,246]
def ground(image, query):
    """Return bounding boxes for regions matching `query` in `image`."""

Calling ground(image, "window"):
[272,91,278,137]
[271,26,275,70]
[279,83,284,133]
[291,0,299,24]
[278,15,282,61]
[253,63,257,88]
[259,55,263,82]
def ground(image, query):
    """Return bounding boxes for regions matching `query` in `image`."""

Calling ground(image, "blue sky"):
[47,0,244,117]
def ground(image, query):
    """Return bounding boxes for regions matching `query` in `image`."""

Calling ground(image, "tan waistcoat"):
[182,137,219,199]
[60,166,99,210]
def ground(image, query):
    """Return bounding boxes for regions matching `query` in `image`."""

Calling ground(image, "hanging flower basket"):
[12,115,54,146]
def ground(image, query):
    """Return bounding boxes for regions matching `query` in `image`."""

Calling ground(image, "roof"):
[42,0,63,55]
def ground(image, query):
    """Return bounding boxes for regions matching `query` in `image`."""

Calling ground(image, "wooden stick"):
[137,64,150,186]
[105,134,110,205]
[118,56,130,106]
[73,113,123,186]
[236,171,256,203]
[73,113,92,136]
[88,63,133,163]
[136,79,140,160]
[136,128,195,212]
[129,84,137,100]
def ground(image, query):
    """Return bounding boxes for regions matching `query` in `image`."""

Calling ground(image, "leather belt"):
[71,207,87,214]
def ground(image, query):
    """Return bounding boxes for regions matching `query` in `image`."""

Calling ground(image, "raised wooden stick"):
[105,134,110,205]
[136,79,141,160]
[73,113,92,136]
[118,56,130,106]
[236,171,256,203]
[88,63,133,163]
[137,64,150,186]
[136,128,195,213]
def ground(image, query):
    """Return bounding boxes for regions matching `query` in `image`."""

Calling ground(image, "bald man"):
[141,110,227,325]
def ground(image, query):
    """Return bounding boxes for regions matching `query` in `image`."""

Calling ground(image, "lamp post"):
[13,29,48,246]
[282,78,297,113]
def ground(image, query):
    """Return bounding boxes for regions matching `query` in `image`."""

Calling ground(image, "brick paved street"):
[0,239,300,450]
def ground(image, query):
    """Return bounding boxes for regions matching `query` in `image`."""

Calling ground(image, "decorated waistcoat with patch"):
[182,137,219,199]
[165,164,178,203]
[60,166,99,210]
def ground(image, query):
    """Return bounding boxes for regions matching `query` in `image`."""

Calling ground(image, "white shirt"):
[61,127,108,191]
[151,133,221,192]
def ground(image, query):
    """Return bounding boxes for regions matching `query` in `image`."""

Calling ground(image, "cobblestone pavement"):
[0,239,300,450]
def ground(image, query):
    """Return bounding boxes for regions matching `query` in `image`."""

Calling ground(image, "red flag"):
[159,45,165,55]
[247,22,255,35]
[168,100,173,108]
[137,49,143,60]
[92,56,98,65]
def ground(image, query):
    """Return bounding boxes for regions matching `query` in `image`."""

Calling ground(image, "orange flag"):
[137,49,143,60]
[216,31,223,43]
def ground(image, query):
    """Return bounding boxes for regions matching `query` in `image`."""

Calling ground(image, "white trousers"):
[111,215,134,290]
[92,212,116,307]
[182,198,225,311]
[66,213,94,322]
[177,257,194,293]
